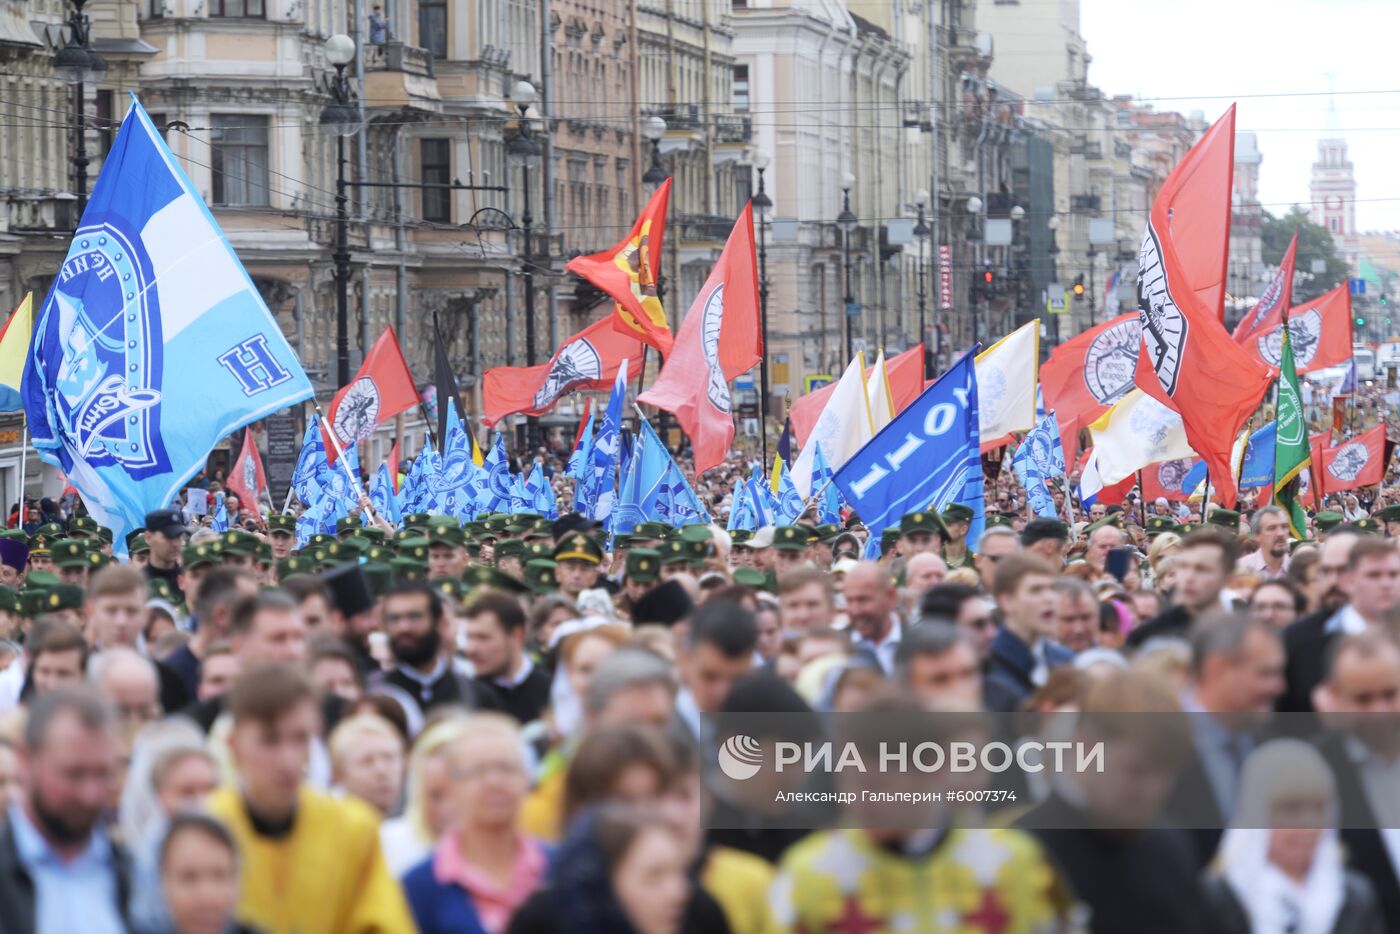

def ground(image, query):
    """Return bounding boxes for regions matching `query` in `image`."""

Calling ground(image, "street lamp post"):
[837,173,857,363]
[913,189,931,380]
[318,34,361,388]
[507,81,543,447]
[966,195,984,346]
[54,0,107,218]
[752,151,773,466]
[641,115,667,307]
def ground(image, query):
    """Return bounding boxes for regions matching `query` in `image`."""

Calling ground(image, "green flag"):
[1274,322,1311,538]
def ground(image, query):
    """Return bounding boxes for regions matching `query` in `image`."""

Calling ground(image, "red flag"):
[387,441,400,494]
[1233,230,1297,342]
[789,344,925,448]
[1040,312,1141,461]
[1075,448,1134,506]
[572,398,593,453]
[1140,457,1198,503]
[1241,283,1353,377]
[1133,107,1272,508]
[565,179,674,356]
[227,428,268,515]
[1319,424,1387,494]
[324,328,419,464]
[638,203,763,476]
[481,317,644,427]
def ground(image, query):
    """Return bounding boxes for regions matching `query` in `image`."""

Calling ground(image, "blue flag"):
[567,412,596,481]
[480,434,514,514]
[1238,422,1276,490]
[746,467,776,529]
[22,96,313,552]
[834,349,984,550]
[525,461,558,519]
[1012,413,1066,519]
[210,492,228,532]
[1181,459,1208,499]
[811,444,842,526]
[291,416,329,506]
[726,478,755,532]
[369,461,401,527]
[614,417,710,534]
[580,362,628,522]
[399,436,436,514]
[774,461,805,524]
[430,399,480,519]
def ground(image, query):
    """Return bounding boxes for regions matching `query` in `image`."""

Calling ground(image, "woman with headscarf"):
[1203,739,1382,934]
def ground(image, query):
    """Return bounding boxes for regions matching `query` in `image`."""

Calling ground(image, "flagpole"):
[16,419,26,526]
[1200,468,1210,523]
[1136,470,1147,527]
[312,402,379,526]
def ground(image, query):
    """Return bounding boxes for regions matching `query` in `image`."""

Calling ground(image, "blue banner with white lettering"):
[834,349,984,550]
[22,96,312,552]
[1238,422,1276,490]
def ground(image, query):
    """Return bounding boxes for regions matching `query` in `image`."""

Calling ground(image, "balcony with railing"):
[1070,194,1101,215]
[364,41,442,113]
[713,113,751,144]
[677,212,733,244]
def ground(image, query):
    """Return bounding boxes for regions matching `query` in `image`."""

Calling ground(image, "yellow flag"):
[0,292,33,402]
[471,433,484,468]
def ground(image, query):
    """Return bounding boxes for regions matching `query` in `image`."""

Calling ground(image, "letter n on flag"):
[566,178,674,356]
[638,203,762,476]
[1132,105,1271,508]
[323,327,419,463]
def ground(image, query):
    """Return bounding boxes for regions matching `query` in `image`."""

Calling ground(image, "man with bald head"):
[903,552,947,597]
[1084,522,1124,576]
[89,646,162,729]
[843,562,903,674]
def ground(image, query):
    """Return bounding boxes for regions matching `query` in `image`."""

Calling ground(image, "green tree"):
[1261,206,1350,301]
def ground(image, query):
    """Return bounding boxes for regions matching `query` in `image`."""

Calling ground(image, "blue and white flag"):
[579,361,628,522]
[22,96,312,552]
[567,411,596,481]
[479,434,514,514]
[295,491,338,548]
[210,492,228,532]
[369,461,401,527]
[746,467,776,529]
[1012,413,1066,519]
[291,416,329,506]
[430,399,480,519]
[613,417,710,534]
[726,478,755,532]
[510,471,529,514]
[399,436,437,514]
[525,461,558,519]
[1238,422,1276,490]
[811,444,842,526]
[774,461,805,525]
[834,349,984,550]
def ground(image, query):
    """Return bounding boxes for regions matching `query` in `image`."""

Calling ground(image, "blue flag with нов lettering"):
[1238,422,1276,490]
[834,349,984,550]
[22,96,312,553]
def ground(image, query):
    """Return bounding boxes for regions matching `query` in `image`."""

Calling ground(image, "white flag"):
[866,351,896,434]
[975,321,1039,444]
[791,355,873,496]
[1088,388,1195,486]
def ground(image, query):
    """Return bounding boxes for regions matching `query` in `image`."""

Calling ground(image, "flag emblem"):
[1127,395,1179,448]
[51,226,166,471]
[1083,319,1140,405]
[1328,442,1370,482]
[1255,311,1322,369]
[700,284,731,414]
[1157,458,1193,495]
[333,376,382,445]
[533,337,603,409]
[1136,225,1189,396]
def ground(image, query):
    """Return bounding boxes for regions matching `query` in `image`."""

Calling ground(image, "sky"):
[1079,0,1400,233]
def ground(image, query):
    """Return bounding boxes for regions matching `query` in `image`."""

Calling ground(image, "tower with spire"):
[1309,77,1359,272]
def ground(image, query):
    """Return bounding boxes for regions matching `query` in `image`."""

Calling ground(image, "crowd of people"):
[0,445,1399,934]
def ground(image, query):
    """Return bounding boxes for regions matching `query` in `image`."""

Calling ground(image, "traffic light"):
[1356,315,1366,327]
[981,267,995,298]
[1072,275,1086,301]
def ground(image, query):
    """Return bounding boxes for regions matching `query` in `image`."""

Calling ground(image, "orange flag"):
[323,327,419,464]
[481,317,644,427]
[565,179,673,356]
[1233,229,1296,342]
[1319,424,1387,494]
[227,428,268,515]
[639,203,762,476]
[789,344,925,449]
[1133,106,1271,508]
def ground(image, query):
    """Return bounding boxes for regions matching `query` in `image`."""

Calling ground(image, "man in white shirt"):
[1237,505,1291,579]
[842,562,903,674]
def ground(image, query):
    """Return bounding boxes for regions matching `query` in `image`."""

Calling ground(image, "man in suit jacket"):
[1126,528,1240,650]
[984,554,1072,711]
[1313,629,1400,932]
[1281,533,1399,713]
[1167,612,1286,867]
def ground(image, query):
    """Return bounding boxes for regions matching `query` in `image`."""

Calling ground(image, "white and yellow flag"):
[791,355,874,496]
[866,351,896,434]
[975,320,1039,445]
[1088,388,1195,486]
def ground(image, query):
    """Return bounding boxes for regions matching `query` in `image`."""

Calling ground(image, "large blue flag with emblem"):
[429,398,480,519]
[479,434,515,514]
[579,361,628,522]
[22,96,313,550]
[726,478,755,532]
[613,417,710,534]
[1012,413,1066,519]
[774,461,805,525]
[369,461,401,527]
[399,436,436,514]
[834,349,983,550]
